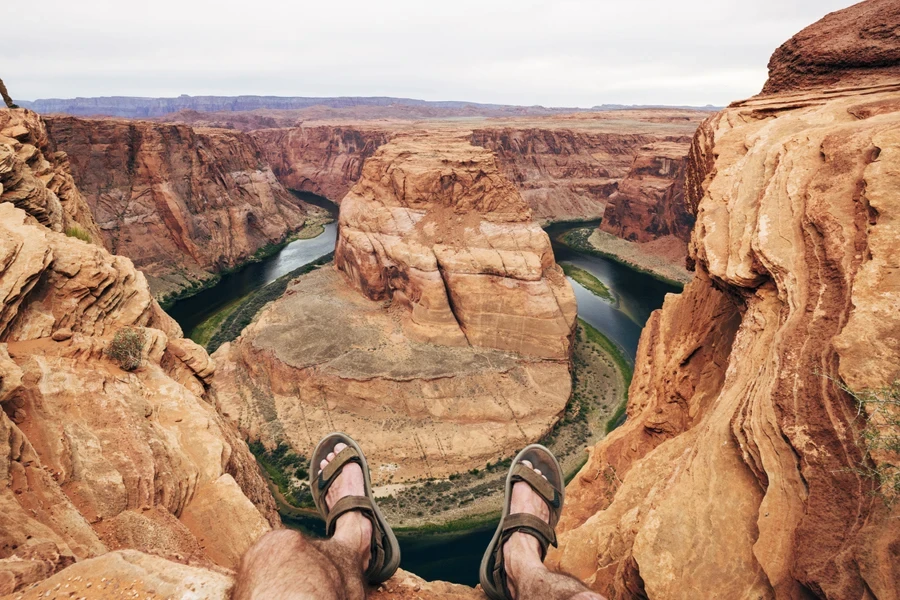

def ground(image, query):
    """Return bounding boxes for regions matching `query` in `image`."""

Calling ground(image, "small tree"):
[105,327,146,370]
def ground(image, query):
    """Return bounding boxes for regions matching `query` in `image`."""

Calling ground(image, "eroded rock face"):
[762,0,900,95]
[599,141,693,243]
[548,16,900,598]
[251,125,391,201]
[212,134,575,483]
[0,109,278,594]
[43,116,322,299]
[211,267,571,483]
[0,110,101,240]
[336,133,576,359]
[471,118,702,225]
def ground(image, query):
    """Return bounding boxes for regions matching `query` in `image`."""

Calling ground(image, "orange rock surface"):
[599,141,692,244]
[251,125,391,201]
[212,134,576,483]
[0,110,100,241]
[43,117,324,300]
[548,3,900,596]
[0,109,278,595]
[335,132,576,359]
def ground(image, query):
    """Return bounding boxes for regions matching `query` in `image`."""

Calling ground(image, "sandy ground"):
[374,322,627,529]
[586,229,693,285]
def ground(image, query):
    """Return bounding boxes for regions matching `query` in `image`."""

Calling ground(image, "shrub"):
[65,226,92,243]
[105,327,146,370]
[848,381,900,505]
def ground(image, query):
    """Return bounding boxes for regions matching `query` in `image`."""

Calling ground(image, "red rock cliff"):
[0,109,279,594]
[250,125,391,201]
[0,110,101,241]
[44,117,322,300]
[470,113,703,225]
[762,0,900,95]
[598,141,693,243]
[548,2,900,597]
[211,132,576,485]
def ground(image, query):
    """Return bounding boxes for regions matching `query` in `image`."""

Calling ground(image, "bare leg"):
[233,443,373,600]
[503,461,607,600]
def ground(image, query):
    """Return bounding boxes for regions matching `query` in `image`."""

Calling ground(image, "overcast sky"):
[5,0,855,107]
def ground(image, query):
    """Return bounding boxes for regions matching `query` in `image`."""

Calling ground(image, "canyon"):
[210,132,577,484]
[547,1,900,597]
[43,116,327,302]
[28,108,703,306]
[1,0,897,597]
[0,108,281,594]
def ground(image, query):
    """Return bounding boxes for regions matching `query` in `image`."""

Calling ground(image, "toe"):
[534,468,542,476]
[326,451,336,461]
[521,459,534,469]
[320,459,328,471]
[334,442,348,453]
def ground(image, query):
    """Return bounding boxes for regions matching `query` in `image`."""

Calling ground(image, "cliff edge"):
[549,1,900,597]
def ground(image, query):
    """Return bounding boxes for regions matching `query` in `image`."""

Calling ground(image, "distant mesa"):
[13,94,722,120]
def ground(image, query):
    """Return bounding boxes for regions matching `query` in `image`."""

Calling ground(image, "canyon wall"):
[548,2,900,597]
[0,110,101,241]
[211,133,576,483]
[44,116,322,300]
[762,0,900,94]
[598,141,693,243]
[250,125,391,201]
[0,108,279,594]
[471,119,700,225]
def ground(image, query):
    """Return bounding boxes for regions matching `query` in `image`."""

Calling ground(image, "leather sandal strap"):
[490,512,557,600]
[319,447,361,493]
[324,495,375,535]
[324,495,387,578]
[510,464,562,510]
[501,512,557,550]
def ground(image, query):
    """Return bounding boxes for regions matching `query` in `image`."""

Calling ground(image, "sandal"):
[310,432,401,585]
[479,444,565,600]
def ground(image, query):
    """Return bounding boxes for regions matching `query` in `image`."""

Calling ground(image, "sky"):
[4,0,856,107]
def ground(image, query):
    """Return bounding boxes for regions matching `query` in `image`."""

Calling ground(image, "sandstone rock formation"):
[0,109,278,594]
[471,113,704,225]
[211,133,576,483]
[548,4,900,596]
[250,125,391,201]
[43,116,324,300]
[599,141,692,243]
[0,110,101,240]
[0,79,14,109]
[6,555,480,600]
[762,0,900,95]
[336,133,576,358]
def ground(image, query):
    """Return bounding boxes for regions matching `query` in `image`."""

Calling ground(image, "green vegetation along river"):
[163,216,680,586]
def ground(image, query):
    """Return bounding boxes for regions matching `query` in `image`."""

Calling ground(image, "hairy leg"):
[233,443,373,600]
[504,461,607,600]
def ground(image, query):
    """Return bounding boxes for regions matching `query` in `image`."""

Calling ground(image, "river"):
[164,210,680,586]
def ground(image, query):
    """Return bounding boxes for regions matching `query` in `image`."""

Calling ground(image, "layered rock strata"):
[547,4,900,596]
[0,109,278,594]
[0,110,101,240]
[43,116,322,299]
[335,133,577,358]
[762,0,900,94]
[599,141,692,243]
[250,125,392,201]
[471,118,701,225]
[212,133,576,483]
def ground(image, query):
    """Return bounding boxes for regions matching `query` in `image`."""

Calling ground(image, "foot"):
[502,460,552,599]
[318,443,373,570]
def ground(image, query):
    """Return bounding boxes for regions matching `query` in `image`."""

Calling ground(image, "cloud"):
[3,0,855,106]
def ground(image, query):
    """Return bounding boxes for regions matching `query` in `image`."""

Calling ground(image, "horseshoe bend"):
[1,0,899,598]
